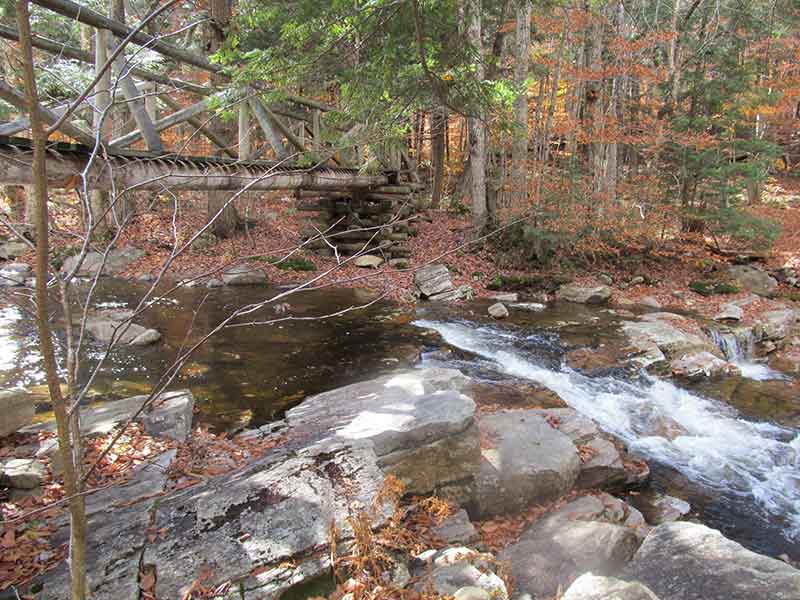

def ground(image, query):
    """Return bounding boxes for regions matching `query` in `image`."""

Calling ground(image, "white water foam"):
[416,319,800,540]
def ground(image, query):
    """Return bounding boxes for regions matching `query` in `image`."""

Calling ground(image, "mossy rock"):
[263,256,317,272]
[689,280,740,296]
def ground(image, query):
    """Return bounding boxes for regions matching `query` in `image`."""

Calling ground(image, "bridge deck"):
[0,137,394,192]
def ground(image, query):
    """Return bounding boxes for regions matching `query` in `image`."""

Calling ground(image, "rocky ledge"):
[26,369,800,600]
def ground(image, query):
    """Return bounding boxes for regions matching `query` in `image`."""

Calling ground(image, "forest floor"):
[6,175,800,322]
[107,174,800,323]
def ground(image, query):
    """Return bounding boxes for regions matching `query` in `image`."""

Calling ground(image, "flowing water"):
[2,280,799,558]
[414,312,800,558]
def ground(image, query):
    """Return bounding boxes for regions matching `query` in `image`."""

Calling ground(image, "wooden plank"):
[256,99,305,153]
[109,94,219,149]
[248,98,290,160]
[0,142,391,190]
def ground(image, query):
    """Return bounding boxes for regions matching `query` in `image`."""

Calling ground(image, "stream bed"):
[1,281,798,559]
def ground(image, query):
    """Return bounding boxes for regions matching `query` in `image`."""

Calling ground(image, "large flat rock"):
[144,442,391,599]
[61,246,145,277]
[286,368,479,497]
[625,522,800,600]
[471,410,580,519]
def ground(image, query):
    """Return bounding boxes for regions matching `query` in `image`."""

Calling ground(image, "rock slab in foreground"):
[625,522,800,600]
[472,410,580,519]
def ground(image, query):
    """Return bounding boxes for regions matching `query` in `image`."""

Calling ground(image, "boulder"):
[222,264,267,286]
[429,284,474,302]
[639,296,662,309]
[488,292,519,303]
[415,264,454,298]
[756,309,799,342]
[500,494,644,599]
[488,303,509,319]
[576,438,627,490]
[286,368,479,498]
[728,265,778,297]
[61,246,145,277]
[85,318,160,346]
[471,410,580,518]
[563,574,660,600]
[622,314,716,360]
[1,458,46,489]
[129,328,162,346]
[628,491,690,525]
[2,262,31,273]
[353,255,384,268]
[0,240,29,260]
[414,547,508,600]
[557,284,612,305]
[713,303,743,322]
[432,509,479,545]
[0,390,34,437]
[670,352,738,379]
[625,522,800,600]
[206,278,223,288]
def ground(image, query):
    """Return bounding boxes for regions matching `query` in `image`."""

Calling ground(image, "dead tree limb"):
[0,79,95,145]
[0,23,211,96]
[157,93,235,157]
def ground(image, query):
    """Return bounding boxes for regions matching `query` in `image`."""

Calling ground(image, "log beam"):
[0,139,391,191]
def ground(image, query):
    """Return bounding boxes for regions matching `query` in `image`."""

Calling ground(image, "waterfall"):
[708,326,784,381]
[415,318,800,544]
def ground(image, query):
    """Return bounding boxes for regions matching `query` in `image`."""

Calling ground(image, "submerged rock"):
[85,318,160,346]
[556,284,612,305]
[625,522,800,600]
[471,410,580,519]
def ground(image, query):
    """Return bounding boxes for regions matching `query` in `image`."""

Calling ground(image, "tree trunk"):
[465,0,488,232]
[91,26,110,237]
[430,107,447,208]
[511,0,531,206]
[206,0,239,238]
[15,3,88,599]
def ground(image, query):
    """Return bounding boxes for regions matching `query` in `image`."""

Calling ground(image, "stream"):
[1,281,798,559]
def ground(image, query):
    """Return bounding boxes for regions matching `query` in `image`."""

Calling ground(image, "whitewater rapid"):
[415,319,800,542]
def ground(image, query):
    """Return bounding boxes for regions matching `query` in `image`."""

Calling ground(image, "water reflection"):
[0,279,429,431]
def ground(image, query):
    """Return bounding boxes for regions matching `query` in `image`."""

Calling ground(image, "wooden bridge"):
[0,0,425,257]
